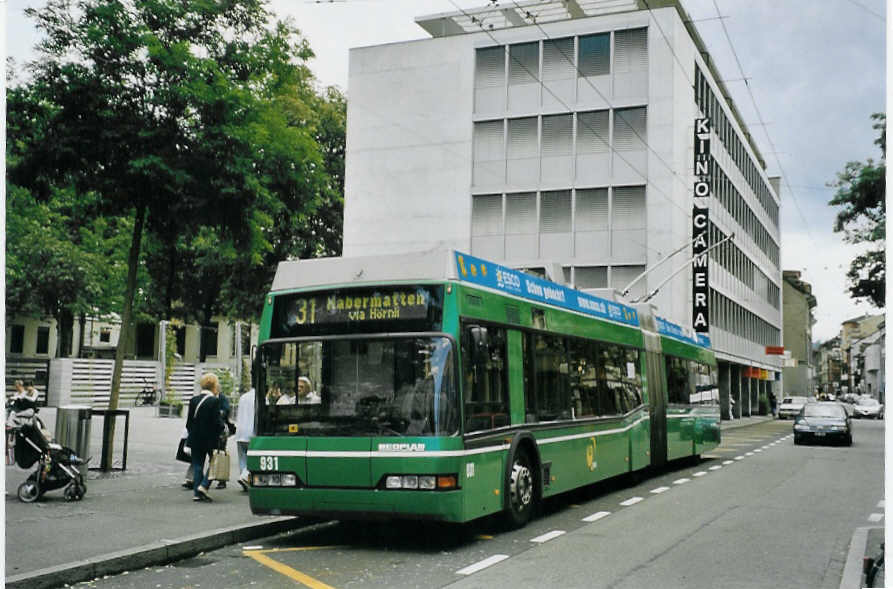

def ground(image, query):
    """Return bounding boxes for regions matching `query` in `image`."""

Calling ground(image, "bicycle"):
[136,378,158,406]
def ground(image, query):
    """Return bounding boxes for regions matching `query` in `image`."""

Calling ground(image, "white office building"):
[343,0,783,417]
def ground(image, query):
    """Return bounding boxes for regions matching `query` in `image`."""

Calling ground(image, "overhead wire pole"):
[619,236,699,298]
[632,232,735,304]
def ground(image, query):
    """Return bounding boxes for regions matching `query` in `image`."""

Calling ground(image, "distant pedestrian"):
[186,373,224,502]
[235,387,255,491]
[769,392,777,418]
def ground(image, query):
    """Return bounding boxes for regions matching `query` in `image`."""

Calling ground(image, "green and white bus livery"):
[248,250,719,527]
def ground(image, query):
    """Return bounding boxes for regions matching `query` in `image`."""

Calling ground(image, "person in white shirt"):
[235,388,255,491]
[22,381,39,403]
[297,376,321,405]
[276,388,297,405]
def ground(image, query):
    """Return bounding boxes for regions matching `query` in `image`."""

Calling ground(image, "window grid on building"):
[708,222,779,309]
[709,289,780,347]
[695,66,779,229]
[709,158,779,267]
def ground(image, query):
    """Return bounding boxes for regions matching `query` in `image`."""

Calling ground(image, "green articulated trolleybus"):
[248,250,719,527]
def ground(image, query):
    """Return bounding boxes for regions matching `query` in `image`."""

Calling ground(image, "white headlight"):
[386,476,402,489]
[402,475,419,489]
[419,476,436,490]
[281,473,297,486]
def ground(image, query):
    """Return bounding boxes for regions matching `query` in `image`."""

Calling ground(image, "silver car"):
[778,396,809,419]
[853,397,884,419]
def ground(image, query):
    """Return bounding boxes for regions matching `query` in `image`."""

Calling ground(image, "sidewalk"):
[5,406,303,589]
[720,414,776,431]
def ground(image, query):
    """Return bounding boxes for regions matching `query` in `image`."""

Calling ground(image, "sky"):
[4,0,887,342]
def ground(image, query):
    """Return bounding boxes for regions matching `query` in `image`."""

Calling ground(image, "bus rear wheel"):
[504,449,535,529]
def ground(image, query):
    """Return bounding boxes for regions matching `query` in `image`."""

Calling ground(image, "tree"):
[5,185,129,356]
[9,0,337,468]
[829,113,886,307]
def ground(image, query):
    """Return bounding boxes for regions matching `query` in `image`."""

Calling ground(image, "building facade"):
[781,270,816,396]
[815,337,843,396]
[344,0,783,418]
[839,313,884,396]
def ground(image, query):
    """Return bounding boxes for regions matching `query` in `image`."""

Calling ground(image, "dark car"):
[793,402,852,446]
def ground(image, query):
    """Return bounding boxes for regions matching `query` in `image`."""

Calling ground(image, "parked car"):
[778,396,809,419]
[853,397,884,419]
[793,402,852,446]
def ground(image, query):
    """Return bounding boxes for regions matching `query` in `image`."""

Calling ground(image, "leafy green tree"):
[5,185,129,356]
[9,0,337,468]
[829,113,886,307]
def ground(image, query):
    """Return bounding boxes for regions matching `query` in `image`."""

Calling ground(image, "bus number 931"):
[259,456,279,471]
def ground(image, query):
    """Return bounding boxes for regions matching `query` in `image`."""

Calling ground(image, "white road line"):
[734,456,745,460]
[746,452,755,456]
[531,530,566,543]
[693,471,707,477]
[753,449,763,453]
[582,511,611,522]
[620,496,644,506]
[708,465,722,471]
[868,513,884,523]
[650,486,670,494]
[242,546,264,550]
[673,478,690,485]
[878,500,885,509]
[456,555,510,575]
[723,460,734,465]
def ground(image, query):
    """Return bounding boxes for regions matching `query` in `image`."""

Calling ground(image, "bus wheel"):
[504,449,535,528]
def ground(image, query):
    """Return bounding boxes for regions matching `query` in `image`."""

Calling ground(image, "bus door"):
[643,334,667,468]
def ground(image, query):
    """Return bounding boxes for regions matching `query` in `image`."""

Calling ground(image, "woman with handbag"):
[213,390,235,489]
[186,373,224,502]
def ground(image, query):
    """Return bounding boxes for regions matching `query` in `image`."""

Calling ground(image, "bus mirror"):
[468,326,489,364]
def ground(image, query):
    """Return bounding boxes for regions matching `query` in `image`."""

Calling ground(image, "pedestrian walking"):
[186,373,224,502]
[235,387,255,491]
[215,389,233,489]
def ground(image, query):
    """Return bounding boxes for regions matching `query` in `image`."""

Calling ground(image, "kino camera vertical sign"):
[692,118,710,333]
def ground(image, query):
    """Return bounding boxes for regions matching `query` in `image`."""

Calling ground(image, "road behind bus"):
[33,417,883,589]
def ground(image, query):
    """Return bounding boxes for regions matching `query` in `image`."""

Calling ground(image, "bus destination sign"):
[272,286,442,337]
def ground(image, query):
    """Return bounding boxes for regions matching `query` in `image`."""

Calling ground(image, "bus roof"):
[271,250,711,349]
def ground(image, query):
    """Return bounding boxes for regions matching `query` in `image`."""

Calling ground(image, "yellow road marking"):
[476,534,494,540]
[247,546,337,554]
[245,548,337,589]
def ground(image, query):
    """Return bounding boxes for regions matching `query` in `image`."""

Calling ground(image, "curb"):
[6,516,305,589]
[720,416,775,431]
[840,526,879,589]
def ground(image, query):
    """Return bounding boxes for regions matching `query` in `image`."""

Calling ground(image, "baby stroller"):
[6,398,88,502]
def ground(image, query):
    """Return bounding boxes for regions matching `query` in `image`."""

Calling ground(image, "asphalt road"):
[73,419,884,589]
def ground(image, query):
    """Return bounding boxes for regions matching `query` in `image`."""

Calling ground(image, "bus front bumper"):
[249,487,467,523]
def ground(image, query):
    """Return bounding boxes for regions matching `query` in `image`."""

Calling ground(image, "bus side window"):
[462,324,509,432]
[533,334,570,421]
[666,357,691,405]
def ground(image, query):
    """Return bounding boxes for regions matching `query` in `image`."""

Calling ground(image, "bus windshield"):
[258,337,459,437]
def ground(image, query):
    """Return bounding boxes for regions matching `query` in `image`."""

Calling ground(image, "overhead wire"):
[708,0,817,245]
[443,0,696,225]
[502,0,784,309]
[505,0,695,203]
